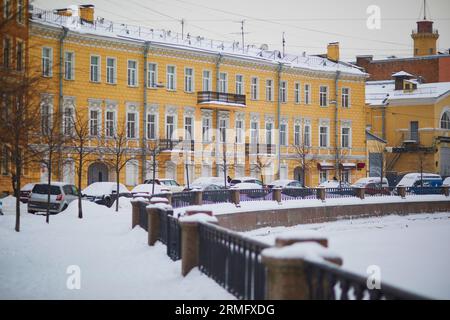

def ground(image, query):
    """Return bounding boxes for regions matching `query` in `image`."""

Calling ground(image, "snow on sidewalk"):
[0,199,234,300]
[244,212,450,299]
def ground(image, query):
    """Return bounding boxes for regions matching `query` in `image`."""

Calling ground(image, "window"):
[41,104,52,135]
[266,80,273,101]
[265,122,273,144]
[280,124,287,146]
[3,0,11,18]
[184,68,194,92]
[304,84,311,104]
[341,171,350,183]
[127,60,137,86]
[167,65,176,90]
[294,124,301,146]
[166,115,175,140]
[147,63,157,88]
[202,117,211,142]
[3,38,11,69]
[441,111,450,129]
[106,111,115,137]
[319,125,328,147]
[89,110,100,136]
[185,116,193,140]
[319,86,328,107]
[319,171,327,183]
[145,113,156,140]
[219,119,227,143]
[235,75,243,95]
[341,127,351,148]
[235,119,244,143]
[294,82,301,104]
[63,107,74,136]
[342,88,350,108]
[90,55,100,82]
[219,72,227,93]
[106,58,116,84]
[304,123,311,147]
[42,47,53,76]
[251,77,258,100]
[64,52,74,80]
[127,112,137,138]
[17,0,24,23]
[202,70,211,91]
[16,41,23,72]
[250,122,259,144]
[280,81,287,103]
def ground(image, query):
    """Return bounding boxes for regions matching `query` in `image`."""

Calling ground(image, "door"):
[410,121,419,142]
[441,147,450,177]
[88,162,109,185]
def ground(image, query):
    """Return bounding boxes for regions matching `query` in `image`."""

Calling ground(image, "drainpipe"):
[276,63,283,180]
[215,53,223,177]
[58,26,69,180]
[142,41,150,183]
[334,71,341,183]
[381,105,386,140]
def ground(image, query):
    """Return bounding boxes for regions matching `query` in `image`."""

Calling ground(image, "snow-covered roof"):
[366,80,450,106]
[30,7,365,77]
[392,71,414,77]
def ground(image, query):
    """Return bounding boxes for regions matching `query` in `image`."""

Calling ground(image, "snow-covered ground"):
[245,212,450,299]
[0,198,233,300]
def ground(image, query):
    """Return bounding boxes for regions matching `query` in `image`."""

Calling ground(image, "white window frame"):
[105,110,116,138]
[251,77,259,100]
[304,84,311,105]
[341,125,352,148]
[146,112,158,140]
[147,62,157,88]
[280,80,287,103]
[294,123,301,146]
[319,85,328,107]
[304,122,311,147]
[294,82,301,104]
[17,0,24,24]
[165,114,176,140]
[184,115,194,140]
[106,57,117,84]
[3,0,11,19]
[184,67,194,93]
[219,118,229,143]
[42,47,53,77]
[250,121,259,144]
[341,87,351,108]
[235,74,243,95]
[235,119,244,144]
[89,108,101,137]
[219,72,228,93]
[280,123,288,146]
[90,55,101,83]
[127,60,138,87]
[266,79,273,102]
[166,65,176,91]
[319,171,328,184]
[265,121,274,145]
[63,106,74,136]
[64,51,75,80]
[202,70,211,91]
[319,124,329,147]
[202,116,212,142]
[126,111,138,139]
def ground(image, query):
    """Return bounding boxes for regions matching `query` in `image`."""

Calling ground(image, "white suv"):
[28,182,78,214]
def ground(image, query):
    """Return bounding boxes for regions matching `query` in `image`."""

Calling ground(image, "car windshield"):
[32,184,62,195]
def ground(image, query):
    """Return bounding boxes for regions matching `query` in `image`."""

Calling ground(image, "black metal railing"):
[324,188,357,199]
[239,188,273,202]
[245,143,276,155]
[198,222,269,300]
[138,201,149,230]
[280,188,317,200]
[203,189,233,204]
[197,91,246,106]
[158,209,168,245]
[303,259,427,300]
[167,215,182,261]
[364,187,396,197]
[171,191,196,208]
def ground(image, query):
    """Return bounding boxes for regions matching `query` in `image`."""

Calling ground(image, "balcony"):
[245,143,276,155]
[391,131,434,153]
[197,91,246,107]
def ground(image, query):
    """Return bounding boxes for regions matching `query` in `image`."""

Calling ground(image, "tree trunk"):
[77,155,83,219]
[152,154,156,194]
[46,157,52,224]
[115,167,119,212]
[14,164,21,232]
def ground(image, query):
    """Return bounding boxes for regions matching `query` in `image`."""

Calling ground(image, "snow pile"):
[179,214,218,224]
[276,229,326,241]
[82,182,130,196]
[0,196,27,215]
[0,199,233,299]
[262,242,340,263]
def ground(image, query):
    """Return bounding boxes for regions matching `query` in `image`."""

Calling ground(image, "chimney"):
[392,71,414,90]
[355,55,373,69]
[327,42,340,62]
[79,4,95,24]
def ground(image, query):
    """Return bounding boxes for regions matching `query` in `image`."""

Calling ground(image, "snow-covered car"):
[20,183,36,203]
[396,173,443,194]
[318,180,351,188]
[443,177,450,186]
[267,179,303,189]
[28,182,78,214]
[351,177,391,195]
[144,178,184,193]
[131,184,170,197]
[229,177,264,187]
[82,182,131,207]
[188,183,226,192]
[184,177,226,191]
[230,182,263,190]
[0,196,3,215]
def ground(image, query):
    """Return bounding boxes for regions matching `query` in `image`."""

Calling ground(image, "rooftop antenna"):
[423,0,427,20]
[231,20,249,53]
[282,32,286,57]
[181,19,185,40]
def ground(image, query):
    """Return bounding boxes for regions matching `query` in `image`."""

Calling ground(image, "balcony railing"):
[245,143,276,155]
[197,91,246,106]
[403,131,420,144]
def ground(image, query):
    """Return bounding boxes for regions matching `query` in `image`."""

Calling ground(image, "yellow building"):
[366,71,450,183]
[22,5,368,190]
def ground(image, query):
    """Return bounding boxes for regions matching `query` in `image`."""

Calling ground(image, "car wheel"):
[61,204,68,212]
[104,197,112,207]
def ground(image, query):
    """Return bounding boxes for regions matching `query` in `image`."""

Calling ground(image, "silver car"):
[28,182,78,214]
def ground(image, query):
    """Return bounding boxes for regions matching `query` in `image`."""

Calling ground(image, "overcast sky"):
[33,0,450,61]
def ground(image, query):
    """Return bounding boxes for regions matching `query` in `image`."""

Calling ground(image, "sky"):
[32,0,450,61]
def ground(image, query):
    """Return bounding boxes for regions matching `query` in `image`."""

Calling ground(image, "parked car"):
[351,177,391,195]
[20,183,35,203]
[268,179,312,198]
[318,180,351,188]
[188,183,226,192]
[27,182,78,214]
[144,178,184,193]
[396,173,443,194]
[267,179,303,189]
[229,176,264,187]
[230,182,263,190]
[443,177,450,186]
[184,177,226,191]
[82,182,131,207]
[0,195,4,215]
[131,183,170,197]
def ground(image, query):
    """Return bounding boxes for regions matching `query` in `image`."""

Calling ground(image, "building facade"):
[18,5,368,191]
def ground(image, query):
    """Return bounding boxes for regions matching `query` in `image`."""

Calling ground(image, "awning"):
[340,163,356,170]
[317,162,334,170]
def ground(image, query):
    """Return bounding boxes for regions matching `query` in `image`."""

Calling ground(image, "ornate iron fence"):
[198,222,269,300]
[364,187,396,197]
[171,192,196,208]
[239,189,273,202]
[138,201,149,230]
[324,188,357,199]
[280,188,317,200]
[203,189,233,204]
[303,259,427,300]
[167,215,182,261]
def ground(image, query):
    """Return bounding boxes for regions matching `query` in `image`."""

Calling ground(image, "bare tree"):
[146,140,164,194]
[103,124,134,212]
[69,108,98,219]
[250,154,274,185]
[291,143,316,187]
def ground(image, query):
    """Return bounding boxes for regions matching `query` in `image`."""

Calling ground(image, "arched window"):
[441,111,450,129]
